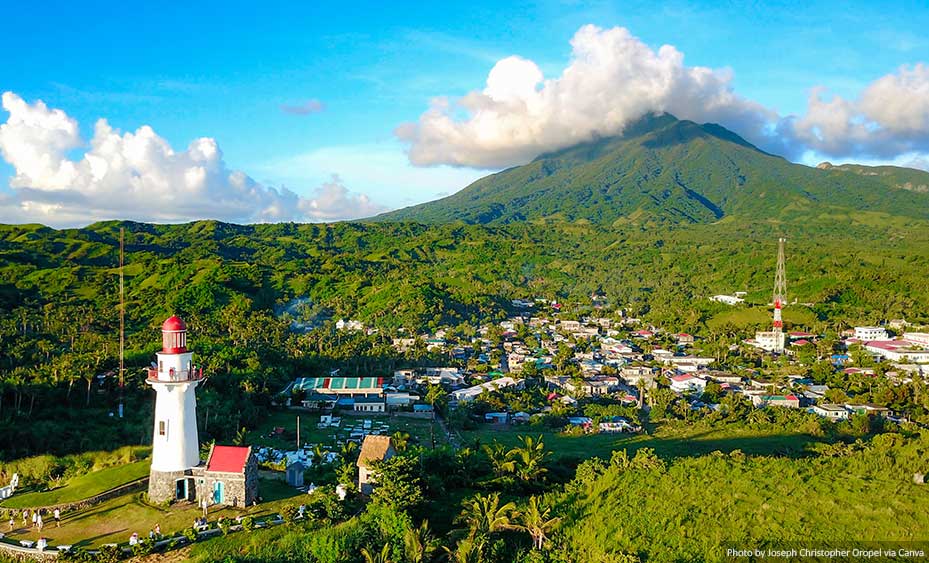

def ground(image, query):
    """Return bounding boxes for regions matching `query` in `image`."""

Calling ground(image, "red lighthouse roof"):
[161,316,188,353]
[162,315,186,332]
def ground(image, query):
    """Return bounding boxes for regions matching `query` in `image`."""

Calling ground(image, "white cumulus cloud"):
[397,24,929,169]
[397,24,777,168]
[0,91,386,227]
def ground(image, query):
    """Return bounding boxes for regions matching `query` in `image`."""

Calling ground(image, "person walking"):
[53,508,60,527]
[21,509,28,527]
[8,514,13,531]
[31,510,37,528]
[36,513,43,532]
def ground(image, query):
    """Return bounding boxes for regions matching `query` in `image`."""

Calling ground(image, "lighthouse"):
[146,316,204,503]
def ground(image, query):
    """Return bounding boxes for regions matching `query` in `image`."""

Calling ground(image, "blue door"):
[213,481,224,504]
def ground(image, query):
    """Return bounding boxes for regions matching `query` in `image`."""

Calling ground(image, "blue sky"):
[1,0,928,225]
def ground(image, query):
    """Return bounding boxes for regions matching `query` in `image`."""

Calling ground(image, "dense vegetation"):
[175,409,929,563]
[2,214,929,460]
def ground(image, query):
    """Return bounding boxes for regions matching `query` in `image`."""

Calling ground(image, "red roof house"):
[204,445,258,507]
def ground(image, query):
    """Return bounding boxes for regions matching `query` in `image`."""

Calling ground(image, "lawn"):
[247,409,449,452]
[0,478,301,549]
[0,461,150,509]
[459,422,822,460]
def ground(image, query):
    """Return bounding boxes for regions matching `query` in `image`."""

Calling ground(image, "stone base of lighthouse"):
[148,467,205,504]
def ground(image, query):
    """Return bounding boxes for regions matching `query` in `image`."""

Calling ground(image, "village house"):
[811,404,850,420]
[450,377,522,402]
[865,340,929,363]
[751,394,800,408]
[669,374,707,394]
[357,435,395,495]
[854,326,889,341]
[353,396,386,413]
[203,445,259,507]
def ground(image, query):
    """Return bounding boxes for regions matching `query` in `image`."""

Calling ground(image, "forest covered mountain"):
[377,113,929,225]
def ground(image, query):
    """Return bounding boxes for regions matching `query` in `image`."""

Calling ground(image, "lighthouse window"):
[159,420,166,436]
[159,361,163,372]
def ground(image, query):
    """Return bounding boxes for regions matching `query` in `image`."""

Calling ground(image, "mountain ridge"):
[376,113,929,226]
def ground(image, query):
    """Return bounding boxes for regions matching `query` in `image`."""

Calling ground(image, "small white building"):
[353,397,386,413]
[854,326,889,341]
[451,377,522,402]
[752,331,786,352]
[711,295,744,305]
[811,404,850,420]
[669,374,707,393]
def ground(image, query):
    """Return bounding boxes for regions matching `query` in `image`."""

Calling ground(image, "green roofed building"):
[293,376,385,397]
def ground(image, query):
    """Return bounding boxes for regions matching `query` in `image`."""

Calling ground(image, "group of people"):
[7,507,62,532]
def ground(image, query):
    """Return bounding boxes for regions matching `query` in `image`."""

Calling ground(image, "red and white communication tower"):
[771,237,787,352]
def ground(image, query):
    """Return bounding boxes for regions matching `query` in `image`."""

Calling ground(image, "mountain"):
[376,114,929,226]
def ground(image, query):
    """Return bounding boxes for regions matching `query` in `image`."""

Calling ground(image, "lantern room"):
[162,315,187,353]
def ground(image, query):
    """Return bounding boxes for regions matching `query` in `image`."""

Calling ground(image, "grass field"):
[0,478,301,549]
[459,422,822,460]
[247,409,449,452]
[0,461,150,509]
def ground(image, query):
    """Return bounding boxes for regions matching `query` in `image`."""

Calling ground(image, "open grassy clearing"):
[247,409,449,452]
[0,461,150,509]
[0,478,300,549]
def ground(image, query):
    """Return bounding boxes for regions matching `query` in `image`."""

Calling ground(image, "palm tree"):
[443,538,484,563]
[404,520,439,563]
[340,440,359,460]
[515,496,560,550]
[458,492,516,539]
[361,543,393,563]
[312,444,327,464]
[482,442,514,477]
[508,435,549,483]
[391,431,410,452]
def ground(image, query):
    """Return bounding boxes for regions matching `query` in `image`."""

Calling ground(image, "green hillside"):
[376,114,929,225]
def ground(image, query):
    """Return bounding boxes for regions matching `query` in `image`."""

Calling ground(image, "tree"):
[361,543,393,563]
[370,455,424,513]
[508,435,549,483]
[391,431,410,453]
[516,495,561,550]
[458,492,516,539]
[444,538,484,563]
[404,520,439,563]
[483,442,514,477]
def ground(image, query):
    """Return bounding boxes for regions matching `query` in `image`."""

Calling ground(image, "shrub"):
[281,504,300,524]
[183,526,200,543]
[96,543,123,563]
[241,515,255,532]
[218,516,231,535]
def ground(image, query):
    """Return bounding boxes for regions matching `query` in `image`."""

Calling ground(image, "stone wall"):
[148,467,204,504]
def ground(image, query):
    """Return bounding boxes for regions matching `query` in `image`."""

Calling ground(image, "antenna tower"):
[771,237,786,353]
[119,227,125,418]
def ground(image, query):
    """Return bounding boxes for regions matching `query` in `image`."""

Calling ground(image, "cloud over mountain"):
[397,24,929,169]
[0,92,384,226]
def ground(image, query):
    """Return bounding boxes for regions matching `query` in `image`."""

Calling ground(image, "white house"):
[903,333,929,347]
[669,374,707,393]
[451,377,522,402]
[711,295,744,305]
[854,326,889,341]
[751,331,786,352]
[811,404,850,420]
[865,340,929,363]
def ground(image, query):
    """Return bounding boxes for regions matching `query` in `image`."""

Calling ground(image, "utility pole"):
[296,415,301,450]
[772,237,787,354]
[119,227,125,418]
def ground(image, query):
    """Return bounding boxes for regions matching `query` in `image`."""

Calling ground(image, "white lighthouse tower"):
[147,316,204,503]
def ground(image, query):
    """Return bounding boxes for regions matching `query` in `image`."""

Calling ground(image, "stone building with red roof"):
[202,445,259,507]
